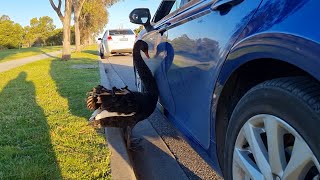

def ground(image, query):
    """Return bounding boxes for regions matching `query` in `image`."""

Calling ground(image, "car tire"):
[224,76,320,180]
[100,47,105,59]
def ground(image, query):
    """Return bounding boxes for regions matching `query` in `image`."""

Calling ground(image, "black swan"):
[86,40,159,150]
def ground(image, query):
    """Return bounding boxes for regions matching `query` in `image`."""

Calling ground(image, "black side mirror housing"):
[98,38,102,40]
[129,8,153,31]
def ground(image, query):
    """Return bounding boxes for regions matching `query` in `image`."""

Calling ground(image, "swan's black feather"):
[86,40,158,128]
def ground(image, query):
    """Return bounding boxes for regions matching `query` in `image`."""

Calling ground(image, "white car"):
[98,29,136,58]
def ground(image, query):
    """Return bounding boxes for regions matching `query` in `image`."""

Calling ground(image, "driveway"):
[0,50,61,73]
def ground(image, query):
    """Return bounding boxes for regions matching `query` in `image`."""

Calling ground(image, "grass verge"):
[0,45,110,179]
[0,46,62,62]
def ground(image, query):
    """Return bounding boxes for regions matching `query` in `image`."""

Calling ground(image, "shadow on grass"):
[0,48,41,62]
[0,47,61,62]
[39,50,60,59]
[49,57,99,119]
[0,72,62,179]
[82,49,99,56]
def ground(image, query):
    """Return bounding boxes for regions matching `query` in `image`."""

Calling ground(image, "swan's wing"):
[100,87,139,115]
[86,85,111,110]
[86,94,100,110]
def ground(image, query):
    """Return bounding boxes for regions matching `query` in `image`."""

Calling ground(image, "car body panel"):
[164,0,262,150]
[134,0,320,173]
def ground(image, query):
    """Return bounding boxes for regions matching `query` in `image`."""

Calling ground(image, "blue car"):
[129,0,320,179]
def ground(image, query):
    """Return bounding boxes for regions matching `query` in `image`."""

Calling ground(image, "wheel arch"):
[212,32,320,173]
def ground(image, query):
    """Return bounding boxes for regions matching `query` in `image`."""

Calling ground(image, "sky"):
[0,0,161,34]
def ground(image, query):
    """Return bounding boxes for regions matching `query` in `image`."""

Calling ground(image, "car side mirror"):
[98,38,102,40]
[129,8,153,31]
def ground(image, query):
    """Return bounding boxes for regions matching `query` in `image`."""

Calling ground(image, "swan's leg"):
[126,126,143,151]
[125,126,131,150]
[130,137,142,144]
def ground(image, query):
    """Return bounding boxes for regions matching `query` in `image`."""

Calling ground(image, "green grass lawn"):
[0,46,111,179]
[0,46,62,62]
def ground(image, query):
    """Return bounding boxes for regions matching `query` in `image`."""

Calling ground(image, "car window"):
[109,30,134,36]
[169,0,181,14]
[179,0,192,7]
[152,0,195,24]
[103,31,108,39]
[152,0,177,23]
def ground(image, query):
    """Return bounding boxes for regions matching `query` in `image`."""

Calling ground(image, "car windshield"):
[109,30,134,36]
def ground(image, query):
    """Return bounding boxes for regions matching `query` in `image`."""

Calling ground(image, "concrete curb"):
[98,60,136,180]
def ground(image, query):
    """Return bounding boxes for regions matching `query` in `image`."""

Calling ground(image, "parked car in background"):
[98,29,135,58]
[130,0,320,179]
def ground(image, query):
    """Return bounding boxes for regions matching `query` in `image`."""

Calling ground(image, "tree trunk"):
[88,34,93,45]
[49,0,72,60]
[73,0,86,52]
[74,15,81,52]
[62,15,71,60]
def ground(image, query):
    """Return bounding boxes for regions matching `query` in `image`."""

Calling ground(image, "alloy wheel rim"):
[232,114,320,180]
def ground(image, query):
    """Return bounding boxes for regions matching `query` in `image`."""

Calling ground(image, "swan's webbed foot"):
[128,143,143,152]
[130,137,142,145]
[129,137,143,152]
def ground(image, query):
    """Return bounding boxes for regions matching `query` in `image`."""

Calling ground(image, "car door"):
[140,0,183,115]
[163,0,263,149]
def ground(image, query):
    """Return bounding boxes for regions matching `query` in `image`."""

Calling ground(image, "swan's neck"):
[133,47,158,96]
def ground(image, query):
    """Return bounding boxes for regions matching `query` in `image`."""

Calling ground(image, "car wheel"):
[224,76,320,180]
[100,48,105,59]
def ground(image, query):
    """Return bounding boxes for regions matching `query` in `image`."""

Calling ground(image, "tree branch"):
[57,0,62,10]
[49,0,64,20]
[73,0,87,18]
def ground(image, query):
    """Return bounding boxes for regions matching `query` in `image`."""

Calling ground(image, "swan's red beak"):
[143,51,150,59]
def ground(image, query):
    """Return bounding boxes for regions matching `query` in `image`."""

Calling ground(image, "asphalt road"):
[107,54,222,180]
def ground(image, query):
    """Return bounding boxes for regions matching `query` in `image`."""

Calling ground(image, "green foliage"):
[79,0,121,45]
[0,16,24,49]
[0,0,122,50]
[0,15,57,49]
[24,16,56,47]
[46,27,75,46]
[0,46,111,179]
[0,15,10,21]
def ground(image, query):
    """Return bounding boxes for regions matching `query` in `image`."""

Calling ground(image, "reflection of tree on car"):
[170,34,219,62]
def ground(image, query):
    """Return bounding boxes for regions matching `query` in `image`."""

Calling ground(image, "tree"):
[0,16,24,49]
[49,0,73,60]
[23,26,35,47]
[47,27,75,46]
[25,16,56,46]
[38,16,56,45]
[79,0,120,46]
[80,0,107,46]
[72,0,86,52]
[0,15,10,21]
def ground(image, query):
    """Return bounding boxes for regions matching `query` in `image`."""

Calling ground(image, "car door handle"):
[211,0,244,12]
